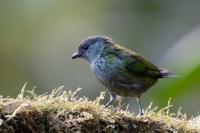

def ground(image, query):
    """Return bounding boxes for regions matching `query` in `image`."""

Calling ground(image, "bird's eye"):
[82,44,90,50]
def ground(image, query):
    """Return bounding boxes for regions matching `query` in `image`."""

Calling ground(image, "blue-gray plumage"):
[71,36,174,115]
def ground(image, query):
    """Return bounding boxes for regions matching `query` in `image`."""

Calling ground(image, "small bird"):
[71,36,174,115]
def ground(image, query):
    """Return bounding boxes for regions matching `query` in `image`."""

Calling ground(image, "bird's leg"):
[136,97,144,116]
[105,91,116,107]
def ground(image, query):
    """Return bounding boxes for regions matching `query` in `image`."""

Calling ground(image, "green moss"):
[0,84,199,132]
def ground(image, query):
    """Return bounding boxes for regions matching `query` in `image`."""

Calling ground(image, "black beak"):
[71,50,82,59]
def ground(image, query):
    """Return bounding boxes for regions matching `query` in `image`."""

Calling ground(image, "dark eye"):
[82,44,90,50]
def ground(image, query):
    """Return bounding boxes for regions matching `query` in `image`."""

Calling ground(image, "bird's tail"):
[159,68,179,78]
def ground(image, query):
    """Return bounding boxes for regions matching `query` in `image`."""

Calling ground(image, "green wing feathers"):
[109,44,161,78]
[104,43,175,78]
[124,52,161,77]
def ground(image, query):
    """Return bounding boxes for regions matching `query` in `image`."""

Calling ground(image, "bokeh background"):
[0,0,200,116]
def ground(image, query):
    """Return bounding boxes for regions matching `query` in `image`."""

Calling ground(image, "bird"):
[71,35,175,115]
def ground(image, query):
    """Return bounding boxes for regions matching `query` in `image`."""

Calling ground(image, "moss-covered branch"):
[0,85,199,133]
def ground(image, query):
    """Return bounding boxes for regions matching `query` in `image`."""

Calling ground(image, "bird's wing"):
[124,53,161,77]
[107,44,161,78]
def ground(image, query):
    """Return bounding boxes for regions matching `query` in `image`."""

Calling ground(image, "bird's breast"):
[90,58,117,87]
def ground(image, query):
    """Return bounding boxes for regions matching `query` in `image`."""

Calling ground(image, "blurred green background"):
[0,0,200,115]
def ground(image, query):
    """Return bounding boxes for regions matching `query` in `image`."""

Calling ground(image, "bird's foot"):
[137,110,144,116]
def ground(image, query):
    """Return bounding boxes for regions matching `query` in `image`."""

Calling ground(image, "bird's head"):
[71,36,113,62]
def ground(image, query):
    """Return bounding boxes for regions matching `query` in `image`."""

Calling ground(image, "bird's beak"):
[71,50,82,59]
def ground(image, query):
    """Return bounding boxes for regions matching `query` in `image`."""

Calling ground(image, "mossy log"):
[0,86,199,133]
